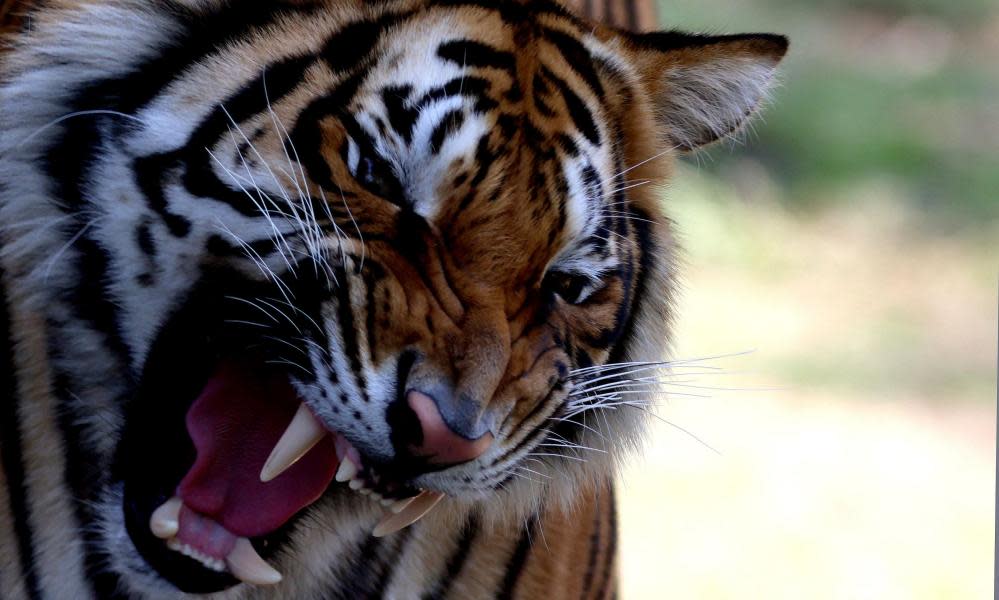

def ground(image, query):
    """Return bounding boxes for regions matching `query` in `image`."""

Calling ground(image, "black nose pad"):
[386,394,425,457]
[386,387,494,467]
[404,390,493,465]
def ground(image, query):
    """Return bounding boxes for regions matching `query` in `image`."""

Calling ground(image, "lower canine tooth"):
[389,496,418,514]
[348,478,364,491]
[150,497,183,539]
[225,538,282,586]
[372,491,445,537]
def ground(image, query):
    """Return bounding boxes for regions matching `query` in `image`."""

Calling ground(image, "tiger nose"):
[406,390,493,465]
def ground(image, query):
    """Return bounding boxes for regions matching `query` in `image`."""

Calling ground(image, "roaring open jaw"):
[149,396,444,586]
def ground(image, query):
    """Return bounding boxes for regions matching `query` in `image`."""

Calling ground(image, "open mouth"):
[115,270,440,593]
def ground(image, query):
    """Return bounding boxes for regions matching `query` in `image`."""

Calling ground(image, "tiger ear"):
[625,32,788,151]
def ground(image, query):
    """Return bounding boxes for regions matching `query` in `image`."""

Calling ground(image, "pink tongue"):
[177,360,338,537]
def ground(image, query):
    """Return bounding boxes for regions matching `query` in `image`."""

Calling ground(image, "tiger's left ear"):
[624,32,788,151]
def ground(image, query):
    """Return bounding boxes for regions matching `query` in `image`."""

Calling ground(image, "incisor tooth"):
[335,456,358,483]
[371,491,445,537]
[225,538,282,586]
[150,497,183,539]
[260,404,327,483]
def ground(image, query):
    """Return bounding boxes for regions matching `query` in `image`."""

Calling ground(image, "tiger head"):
[0,0,785,595]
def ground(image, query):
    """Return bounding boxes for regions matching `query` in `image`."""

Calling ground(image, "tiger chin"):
[0,1,785,598]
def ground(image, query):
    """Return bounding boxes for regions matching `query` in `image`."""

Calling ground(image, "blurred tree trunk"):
[561,0,658,31]
[1,1,658,41]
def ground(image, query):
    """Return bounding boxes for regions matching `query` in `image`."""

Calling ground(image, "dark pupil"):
[551,273,586,303]
[357,154,402,202]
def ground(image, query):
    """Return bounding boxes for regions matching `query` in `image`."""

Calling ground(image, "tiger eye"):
[545,271,589,304]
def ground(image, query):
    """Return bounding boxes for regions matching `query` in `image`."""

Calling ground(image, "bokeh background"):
[618,0,997,598]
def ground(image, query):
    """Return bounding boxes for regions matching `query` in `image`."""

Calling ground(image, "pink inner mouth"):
[176,360,339,538]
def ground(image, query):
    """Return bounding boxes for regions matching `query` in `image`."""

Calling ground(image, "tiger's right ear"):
[623,31,788,151]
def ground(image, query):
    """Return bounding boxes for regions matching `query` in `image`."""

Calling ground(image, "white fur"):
[658,57,779,149]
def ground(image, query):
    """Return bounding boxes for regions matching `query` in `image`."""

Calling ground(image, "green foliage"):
[656,0,999,227]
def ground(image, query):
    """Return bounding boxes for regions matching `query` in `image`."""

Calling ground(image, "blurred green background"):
[617,0,997,598]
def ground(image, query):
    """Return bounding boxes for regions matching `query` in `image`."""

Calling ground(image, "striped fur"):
[0,1,785,598]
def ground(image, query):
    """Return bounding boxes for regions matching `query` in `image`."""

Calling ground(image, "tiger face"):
[0,0,785,596]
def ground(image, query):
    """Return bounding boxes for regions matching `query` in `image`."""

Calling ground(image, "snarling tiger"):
[0,0,786,597]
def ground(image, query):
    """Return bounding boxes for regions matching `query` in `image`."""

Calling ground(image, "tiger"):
[0,0,786,598]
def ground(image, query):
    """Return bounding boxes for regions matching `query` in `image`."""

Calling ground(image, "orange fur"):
[0,1,785,597]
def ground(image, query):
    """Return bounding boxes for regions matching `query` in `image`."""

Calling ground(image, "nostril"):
[406,390,493,465]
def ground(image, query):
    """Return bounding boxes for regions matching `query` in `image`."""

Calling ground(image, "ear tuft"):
[629,32,788,151]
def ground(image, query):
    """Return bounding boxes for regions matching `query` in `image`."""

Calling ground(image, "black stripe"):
[322,526,414,600]
[334,269,371,405]
[532,72,557,117]
[116,3,320,115]
[46,4,321,233]
[368,526,415,600]
[540,66,600,145]
[496,514,538,600]
[135,220,157,258]
[593,486,618,600]
[429,109,466,155]
[416,76,496,114]
[290,69,367,191]
[322,534,383,599]
[365,280,379,364]
[542,27,605,100]
[321,18,393,74]
[51,369,128,599]
[141,58,323,231]
[382,85,418,144]
[0,268,43,600]
[175,54,316,218]
[582,490,603,594]
[484,377,563,478]
[42,103,133,374]
[139,14,400,230]
[204,233,279,258]
[422,515,480,600]
[606,204,651,365]
[633,31,789,53]
[436,0,575,25]
[292,13,405,188]
[437,40,516,74]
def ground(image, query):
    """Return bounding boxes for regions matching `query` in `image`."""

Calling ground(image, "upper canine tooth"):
[371,491,445,537]
[150,497,183,539]
[335,455,358,483]
[260,404,328,483]
[225,537,283,586]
